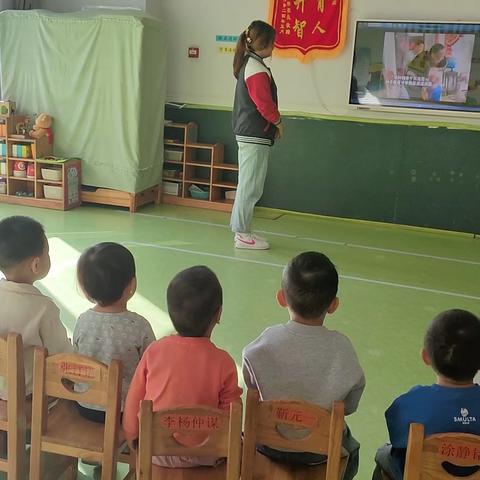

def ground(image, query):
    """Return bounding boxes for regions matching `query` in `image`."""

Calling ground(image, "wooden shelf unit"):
[162,122,238,212]
[0,116,81,210]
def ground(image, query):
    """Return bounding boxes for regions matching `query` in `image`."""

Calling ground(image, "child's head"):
[280,251,339,321]
[423,309,480,383]
[233,20,276,78]
[167,266,222,337]
[0,216,50,283]
[77,242,136,307]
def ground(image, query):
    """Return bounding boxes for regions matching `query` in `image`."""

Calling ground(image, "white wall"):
[160,0,480,125]
[38,0,160,16]
[145,0,160,18]
[39,0,145,12]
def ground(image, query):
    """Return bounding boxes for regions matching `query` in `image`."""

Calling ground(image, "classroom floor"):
[0,201,479,479]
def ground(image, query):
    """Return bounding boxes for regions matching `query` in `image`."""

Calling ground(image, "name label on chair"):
[439,442,480,462]
[58,362,99,381]
[274,407,317,427]
[160,414,221,431]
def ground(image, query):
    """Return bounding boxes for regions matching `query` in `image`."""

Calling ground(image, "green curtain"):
[0,9,166,193]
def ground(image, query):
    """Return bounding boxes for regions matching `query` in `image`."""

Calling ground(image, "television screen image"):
[350,21,480,114]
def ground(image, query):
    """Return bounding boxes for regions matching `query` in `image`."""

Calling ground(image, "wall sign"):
[268,0,349,62]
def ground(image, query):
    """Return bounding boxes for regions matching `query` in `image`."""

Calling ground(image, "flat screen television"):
[349,21,480,116]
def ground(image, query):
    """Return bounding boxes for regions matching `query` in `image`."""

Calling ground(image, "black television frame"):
[349,20,480,117]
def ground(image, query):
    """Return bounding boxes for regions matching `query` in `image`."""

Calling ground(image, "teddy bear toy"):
[29,113,53,143]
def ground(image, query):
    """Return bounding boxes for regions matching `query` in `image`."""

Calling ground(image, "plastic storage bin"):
[189,184,209,200]
[43,185,63,200]
[41,168,62,181]
[164,149,183,162]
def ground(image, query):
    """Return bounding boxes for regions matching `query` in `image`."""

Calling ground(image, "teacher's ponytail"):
[233,31,248,79]
[233,20,276,79]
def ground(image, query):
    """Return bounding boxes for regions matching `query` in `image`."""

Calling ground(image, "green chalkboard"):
[165,107,480,234]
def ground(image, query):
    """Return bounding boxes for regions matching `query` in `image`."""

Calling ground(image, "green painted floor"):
[0,202,479,479]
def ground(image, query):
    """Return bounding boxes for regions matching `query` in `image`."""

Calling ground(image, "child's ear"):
[30,256,41,274]
[327,297,340,314]
[122,277,137,300]
[214,305,223,325]
[276,289,288,308]
[128,277,137,296]
[421,348,431,366]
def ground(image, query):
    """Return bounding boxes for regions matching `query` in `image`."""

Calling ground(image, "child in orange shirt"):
[123,265,242,467]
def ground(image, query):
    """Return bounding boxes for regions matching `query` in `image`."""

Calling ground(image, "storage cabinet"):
[162,122,238,212]
[0,115,81,210]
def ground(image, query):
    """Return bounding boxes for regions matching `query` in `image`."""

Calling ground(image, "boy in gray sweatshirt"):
[242,251,365,479]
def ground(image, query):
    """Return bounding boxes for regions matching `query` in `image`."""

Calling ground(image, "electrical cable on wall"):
[310,62,341,115]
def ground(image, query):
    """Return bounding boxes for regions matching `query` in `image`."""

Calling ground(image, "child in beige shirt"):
[0,216,72,397]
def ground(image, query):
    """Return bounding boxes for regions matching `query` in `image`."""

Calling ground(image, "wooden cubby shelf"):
[185,178,210,185]
[213,163,239,171]
[162,122,238,212]
[0,115,81,210]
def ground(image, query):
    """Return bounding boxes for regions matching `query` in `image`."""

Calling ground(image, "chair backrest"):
[405,423,480,480]
[137,400,243,480]
[241,389,344,480]
[0,333,26,478]
[30,348,121,453]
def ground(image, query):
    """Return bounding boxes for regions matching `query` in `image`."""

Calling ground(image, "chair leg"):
[101,456,117,480]
[0,431,6,460]
[29,445,42,480]
[66,458,78,480]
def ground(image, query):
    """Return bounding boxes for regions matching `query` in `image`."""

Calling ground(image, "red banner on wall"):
[268,0,349,62]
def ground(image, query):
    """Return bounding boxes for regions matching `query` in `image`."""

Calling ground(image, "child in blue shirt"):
[373,309,480,480]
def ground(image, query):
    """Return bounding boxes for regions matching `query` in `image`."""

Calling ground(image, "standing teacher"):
[231,20,283,250]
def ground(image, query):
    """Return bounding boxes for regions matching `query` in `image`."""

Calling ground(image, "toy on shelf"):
[11,144,31,158]
[27,163,35,179]
[14,191,34,197]
[12,160,27,178]
[0,100,15,118]
[29,113,53,143]
[11,116,32,139]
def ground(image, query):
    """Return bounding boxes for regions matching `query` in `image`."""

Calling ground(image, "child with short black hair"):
[0,215,72,398]
[166,265,223,337]
[373,309,480,480]
[243,251,365,479]
[123,265,242,467]
[74,242,155,423]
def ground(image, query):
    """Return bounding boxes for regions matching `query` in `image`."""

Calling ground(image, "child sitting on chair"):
[373,309,480,480]
[242,251,365,480]
[74,242,155,422]
[123,265,242,467]
[0,216,72,399]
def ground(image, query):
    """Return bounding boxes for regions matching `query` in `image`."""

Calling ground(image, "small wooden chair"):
[29,348,124,480]
[404,423,480,479]
[0,333,26,479]
[137,400,243,480]
[242,389,347,480]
